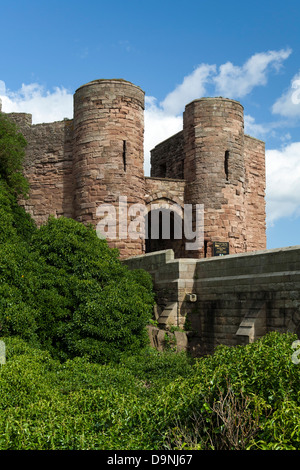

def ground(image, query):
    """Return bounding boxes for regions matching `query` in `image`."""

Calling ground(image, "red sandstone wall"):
[150,131,184,179]
[244,135,266,251]
[73,79,145,258]
[7,113,74,226]
[4,82,266,260]
[183,98,247,258]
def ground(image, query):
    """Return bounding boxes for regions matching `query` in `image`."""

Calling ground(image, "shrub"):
[0,214,155,363]
[0,113,29,197]
[0,180,36,243]
[160,331,300,450]
[1,333,300,450]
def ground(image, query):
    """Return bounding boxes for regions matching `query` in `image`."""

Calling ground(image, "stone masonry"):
[2,79,266,259]
[124,246,300,356]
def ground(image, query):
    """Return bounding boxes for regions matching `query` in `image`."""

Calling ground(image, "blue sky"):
[1,0,300,250]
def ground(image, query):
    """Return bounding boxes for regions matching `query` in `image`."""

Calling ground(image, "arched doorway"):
[145,204,184,258]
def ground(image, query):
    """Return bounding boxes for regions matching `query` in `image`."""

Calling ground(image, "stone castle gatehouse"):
[1,78,266,259]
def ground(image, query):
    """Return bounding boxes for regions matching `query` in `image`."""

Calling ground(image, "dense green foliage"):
[0,212,154,362]
[0,113,29,197]
[0,332,300,450]
[1,113,300,450]
[0,113,154,362]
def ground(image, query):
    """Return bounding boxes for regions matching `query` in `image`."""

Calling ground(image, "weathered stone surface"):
[5,80,266,260]
[125,246,300,356]
[146,325,188,353]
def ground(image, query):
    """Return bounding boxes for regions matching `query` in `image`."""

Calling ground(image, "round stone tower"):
[183,97,246,257]
[73,79,145,258]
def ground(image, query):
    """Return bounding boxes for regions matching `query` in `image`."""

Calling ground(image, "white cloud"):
[266,142,300,225]
[160,64,216,116]
[272,71,300,118]
[244,114,269,139]
[1,48,296,215]
[0,81,73,124]
[213,48,292,98]
[144,96,183,176]
[144,49,292,175]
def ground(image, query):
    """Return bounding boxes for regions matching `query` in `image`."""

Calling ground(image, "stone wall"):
[150,131,184,179]
[8,79,146,259]
[150,98,267,259]
[244,135,266,251]
[72,79,145,259]
[7,113,74,226]
[3,79,266,261]
[124,246,300,356]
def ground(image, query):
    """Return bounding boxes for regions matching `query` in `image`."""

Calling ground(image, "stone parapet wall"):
[125,247,300,356]
[150,131,184,179]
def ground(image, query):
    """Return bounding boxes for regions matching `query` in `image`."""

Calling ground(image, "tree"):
[0,113,29,197]
[0,113,154,364]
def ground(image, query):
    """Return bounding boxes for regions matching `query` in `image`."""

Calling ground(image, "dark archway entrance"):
[145,207,184,258]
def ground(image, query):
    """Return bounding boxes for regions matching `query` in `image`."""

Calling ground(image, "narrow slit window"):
[224,150,229,181]
[123,140,127,172]
[160,163,167,178]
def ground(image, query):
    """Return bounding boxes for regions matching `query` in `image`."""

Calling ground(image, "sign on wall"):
[213,242,229,256]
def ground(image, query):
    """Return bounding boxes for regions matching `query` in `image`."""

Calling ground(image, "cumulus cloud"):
[0,80,73,124]
[144,96,183,175]
[213,48,292,98]
[144,50,292,175]
[160,64,216,116]
[266,142,300,225]
[157,48,292,117]
[272,71,300,118]
[244,114,270,139]
[1,48,297,223]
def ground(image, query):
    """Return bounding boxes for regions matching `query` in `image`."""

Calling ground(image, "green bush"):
[0,113,29,197]
[0,213,154,362]
[160,331,300,450]
[0,180,36,243]
[1,333,300,450]
[0,337,160,450]
[0,113,154,363]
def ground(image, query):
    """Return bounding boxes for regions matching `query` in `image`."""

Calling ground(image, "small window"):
[178,160,184,179]
[123,140,127,172]
[160,163,167,178]
[224,150,229,181]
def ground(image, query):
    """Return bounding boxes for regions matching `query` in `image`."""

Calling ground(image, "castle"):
[1,78,266,259]
[3,79,300,354]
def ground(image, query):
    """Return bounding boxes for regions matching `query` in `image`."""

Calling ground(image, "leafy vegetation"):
[1,112,300,450]
[1,333,300,450]
[0,213,154,362]
[0,112,154,363]
[0,113,29,197]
